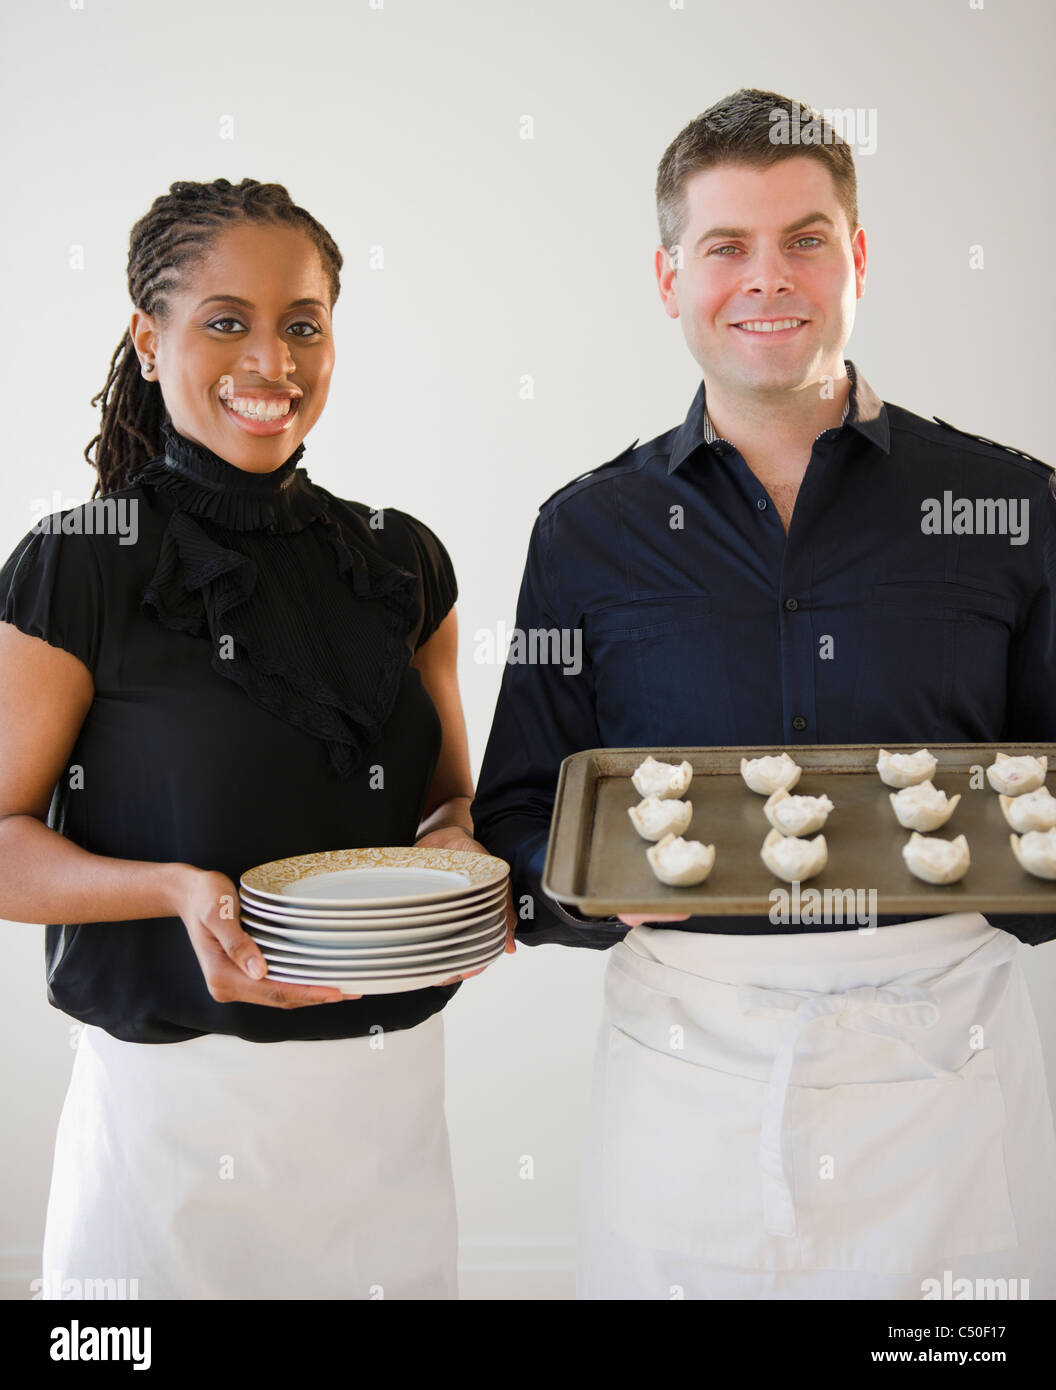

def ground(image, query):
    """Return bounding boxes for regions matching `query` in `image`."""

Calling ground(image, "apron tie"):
[736,981,952,1238]
[612,926,1022,1243]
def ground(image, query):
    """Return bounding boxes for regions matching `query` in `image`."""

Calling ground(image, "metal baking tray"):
[542,743,1056,917]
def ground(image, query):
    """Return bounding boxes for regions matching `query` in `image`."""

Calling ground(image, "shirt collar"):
[666,359,891,475]
[128,415,325,532]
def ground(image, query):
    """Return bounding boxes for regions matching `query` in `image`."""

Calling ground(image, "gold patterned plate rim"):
[241,846,510,908]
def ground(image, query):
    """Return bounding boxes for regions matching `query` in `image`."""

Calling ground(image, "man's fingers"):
[616,913,692,927]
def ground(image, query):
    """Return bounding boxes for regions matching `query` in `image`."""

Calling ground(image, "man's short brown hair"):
[656,88,859,253]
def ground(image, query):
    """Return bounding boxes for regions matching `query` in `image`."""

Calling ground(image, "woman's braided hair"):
[86,178,343,498]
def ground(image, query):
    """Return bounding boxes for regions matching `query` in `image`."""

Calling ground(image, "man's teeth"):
[735,319,805,333]
[221,395,293,420]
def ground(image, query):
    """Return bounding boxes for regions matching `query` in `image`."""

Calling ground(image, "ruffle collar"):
[129,419,421,779]
[128,416,325,532]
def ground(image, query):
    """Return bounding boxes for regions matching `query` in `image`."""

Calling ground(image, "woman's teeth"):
[221,396,293,420]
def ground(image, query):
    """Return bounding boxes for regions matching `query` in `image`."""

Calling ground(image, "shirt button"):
[792,715,807,731]
[784,597,799,611]
[756,497,767,510]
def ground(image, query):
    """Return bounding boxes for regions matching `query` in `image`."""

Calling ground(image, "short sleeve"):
[388,509,458,650]
[0,522,103,673]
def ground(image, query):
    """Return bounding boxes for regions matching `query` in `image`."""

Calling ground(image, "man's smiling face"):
[656,156,866,399]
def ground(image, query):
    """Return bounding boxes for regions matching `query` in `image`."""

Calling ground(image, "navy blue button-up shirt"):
[471,360,1056,947]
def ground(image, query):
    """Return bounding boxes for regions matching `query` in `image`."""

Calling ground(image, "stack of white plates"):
[239,846,510,995]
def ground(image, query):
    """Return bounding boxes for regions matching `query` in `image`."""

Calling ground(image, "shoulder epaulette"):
[538,439,640,511]
[932,416,1049,468]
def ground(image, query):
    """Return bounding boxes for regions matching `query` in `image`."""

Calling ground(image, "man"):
[472,89,1056,1299]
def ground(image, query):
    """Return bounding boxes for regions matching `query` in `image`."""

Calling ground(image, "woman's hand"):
[170,865,361,1007]
[414,825,517,981]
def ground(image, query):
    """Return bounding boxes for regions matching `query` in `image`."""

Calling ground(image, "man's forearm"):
[475,810,627,950]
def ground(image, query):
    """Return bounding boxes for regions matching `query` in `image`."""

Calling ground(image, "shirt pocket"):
[601,1024,1018,1274]
[583,595,734,745]
[850,578,1017,735]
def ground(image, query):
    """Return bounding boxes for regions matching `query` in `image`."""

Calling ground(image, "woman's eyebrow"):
[194,294,328,311]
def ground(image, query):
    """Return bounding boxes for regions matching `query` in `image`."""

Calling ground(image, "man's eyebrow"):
[692,211,835,249]
[195,295,329,311]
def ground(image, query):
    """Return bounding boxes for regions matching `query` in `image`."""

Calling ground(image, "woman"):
[0,177,513,1300]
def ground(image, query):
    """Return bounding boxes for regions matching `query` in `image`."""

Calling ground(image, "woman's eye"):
[206,317,321,337]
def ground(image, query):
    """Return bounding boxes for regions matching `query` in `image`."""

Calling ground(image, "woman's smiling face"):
[130,220,335,473]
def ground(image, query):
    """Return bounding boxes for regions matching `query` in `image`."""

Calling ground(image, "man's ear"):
[655,243,682,320]
[850,225,867,300]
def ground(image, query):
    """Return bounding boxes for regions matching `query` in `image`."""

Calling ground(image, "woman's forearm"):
[0,813,191,925]
[416,794,474,841]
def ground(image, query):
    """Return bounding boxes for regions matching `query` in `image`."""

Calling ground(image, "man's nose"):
[741,249,795,295]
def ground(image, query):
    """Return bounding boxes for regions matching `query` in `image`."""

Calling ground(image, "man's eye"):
[710,237,822,256]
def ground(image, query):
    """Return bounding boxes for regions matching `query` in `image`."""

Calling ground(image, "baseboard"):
[0,1243,576,1301]
[0,1246,39,1301]
[457,1244,576,1300]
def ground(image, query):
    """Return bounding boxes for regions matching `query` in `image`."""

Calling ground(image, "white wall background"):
[1,0,1054,1300]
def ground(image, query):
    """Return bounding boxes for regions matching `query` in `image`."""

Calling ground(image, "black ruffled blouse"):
[131,418,431,780]
[0,418,460,1044]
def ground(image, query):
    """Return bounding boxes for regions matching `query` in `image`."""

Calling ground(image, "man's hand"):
[414,825,517,978]
[616,914,691,927]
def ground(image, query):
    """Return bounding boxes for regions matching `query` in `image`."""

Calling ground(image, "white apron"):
[578,912,1056,1300]
[41,1011,458,1300]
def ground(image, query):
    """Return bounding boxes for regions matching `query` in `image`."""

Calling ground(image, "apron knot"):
[736,980,940,1028]
[735,979,949,1239]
